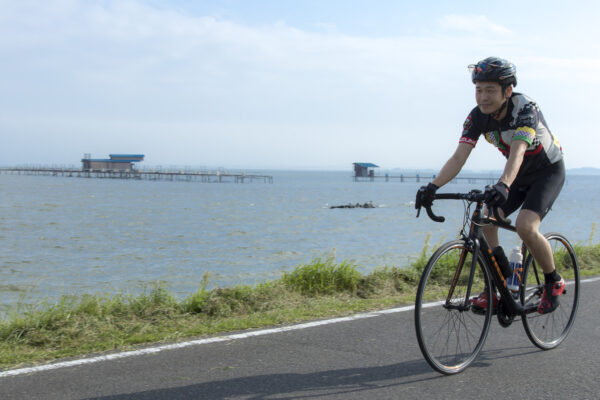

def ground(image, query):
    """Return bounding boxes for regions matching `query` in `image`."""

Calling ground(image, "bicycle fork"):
[444,238,481,312]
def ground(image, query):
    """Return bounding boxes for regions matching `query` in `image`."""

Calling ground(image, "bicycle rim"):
[415,240,492,374]
[521,232,580,350]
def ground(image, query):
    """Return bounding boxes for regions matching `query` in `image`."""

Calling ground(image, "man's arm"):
[432,142,473,188]
[499,140,528,187]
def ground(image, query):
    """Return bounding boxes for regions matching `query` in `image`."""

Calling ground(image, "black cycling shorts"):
[502,160,565,220]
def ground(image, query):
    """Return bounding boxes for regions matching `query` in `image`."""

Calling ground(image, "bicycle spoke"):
[415,240,492,374]
[521,233,580,349]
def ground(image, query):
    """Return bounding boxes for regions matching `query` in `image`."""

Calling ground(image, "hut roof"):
[353,162,379,168]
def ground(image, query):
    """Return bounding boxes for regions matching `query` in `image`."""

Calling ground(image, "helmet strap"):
[491,87,511,120]
[491,99,508,120]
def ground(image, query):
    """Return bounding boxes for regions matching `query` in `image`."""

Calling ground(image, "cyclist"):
[416,56,566,314]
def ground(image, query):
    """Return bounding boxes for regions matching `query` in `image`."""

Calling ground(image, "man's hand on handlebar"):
[484,181,509,207]
[484,182,513,225]
[415,183,438,210]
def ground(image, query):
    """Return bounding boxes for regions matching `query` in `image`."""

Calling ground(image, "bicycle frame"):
[432,192,539,316]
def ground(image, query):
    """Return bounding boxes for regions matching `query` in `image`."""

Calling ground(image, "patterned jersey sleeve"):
[512,102,539,146]
[459,108,480,147]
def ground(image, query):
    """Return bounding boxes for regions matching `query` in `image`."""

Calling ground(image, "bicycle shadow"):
[471,344,541,368]
[83,358,441,400]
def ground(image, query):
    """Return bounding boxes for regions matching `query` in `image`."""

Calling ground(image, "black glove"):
[485,181,510,207]
[416,183,438,209]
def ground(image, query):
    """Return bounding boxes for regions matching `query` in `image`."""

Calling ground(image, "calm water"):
[1,171,598,312]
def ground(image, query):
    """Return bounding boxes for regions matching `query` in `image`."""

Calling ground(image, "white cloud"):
[519,56,600,84]
[440,14,513,36]
[1,1,599,168]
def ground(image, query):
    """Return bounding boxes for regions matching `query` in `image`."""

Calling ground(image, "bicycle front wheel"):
[521,232,580,350]
[415,240,493,374]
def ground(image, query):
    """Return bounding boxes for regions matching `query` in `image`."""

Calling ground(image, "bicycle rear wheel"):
[521,232,580,349]
[415,240,493,374]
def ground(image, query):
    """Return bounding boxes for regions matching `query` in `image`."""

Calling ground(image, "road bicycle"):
[414,189,580,374]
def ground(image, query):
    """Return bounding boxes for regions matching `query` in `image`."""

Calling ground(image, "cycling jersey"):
[460,93,563,175]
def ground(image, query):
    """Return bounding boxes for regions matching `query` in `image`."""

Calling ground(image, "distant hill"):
[389,167,600,177]
[567,167,600,176]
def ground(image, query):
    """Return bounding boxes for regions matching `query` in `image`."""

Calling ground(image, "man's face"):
[475,81,506,115]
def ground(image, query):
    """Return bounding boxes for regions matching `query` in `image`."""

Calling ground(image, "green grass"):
[1,240,600,370]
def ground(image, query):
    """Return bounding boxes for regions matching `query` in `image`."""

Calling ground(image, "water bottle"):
[507,246,522,294]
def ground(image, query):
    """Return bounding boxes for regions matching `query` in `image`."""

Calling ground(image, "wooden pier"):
[351,163,496,184]
[354,174,497,184]
[0,167,273,184]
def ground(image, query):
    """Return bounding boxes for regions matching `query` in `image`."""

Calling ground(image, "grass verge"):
[1,241,600,370]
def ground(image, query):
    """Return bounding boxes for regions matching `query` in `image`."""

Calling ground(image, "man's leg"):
[515,209,555,273]
[482,207,501,248]
[471,207,508,311]
[482,207,512,279]
[517,208,566,314]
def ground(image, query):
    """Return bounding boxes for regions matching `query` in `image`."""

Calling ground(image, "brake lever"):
[493,206,512,225]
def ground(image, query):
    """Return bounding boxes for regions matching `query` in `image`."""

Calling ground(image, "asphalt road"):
[1,278,599,400]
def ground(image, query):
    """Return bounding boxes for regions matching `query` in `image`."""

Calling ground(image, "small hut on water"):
[81,154,144,172]
[353,162,379,178]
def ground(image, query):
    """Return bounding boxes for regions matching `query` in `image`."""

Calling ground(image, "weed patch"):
[1,240,599,370]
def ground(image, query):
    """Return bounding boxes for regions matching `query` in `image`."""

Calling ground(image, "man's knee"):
[515,210,541,240]
[516,223,535,241]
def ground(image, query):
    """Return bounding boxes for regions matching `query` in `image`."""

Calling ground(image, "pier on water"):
[353,174,496,185]
[351,162,496,185]
[0,166,273,184]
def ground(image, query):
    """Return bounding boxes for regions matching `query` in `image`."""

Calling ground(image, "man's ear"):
[504,85,513,99]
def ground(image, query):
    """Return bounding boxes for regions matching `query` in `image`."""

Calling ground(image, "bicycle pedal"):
[470,306,497,315]
[470,307,485,315]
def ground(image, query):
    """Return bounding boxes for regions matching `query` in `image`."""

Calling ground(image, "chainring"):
[496,299,515,328]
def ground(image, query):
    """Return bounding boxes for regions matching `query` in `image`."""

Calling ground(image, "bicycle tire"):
[521,232,580,350]
[415,240,493,374]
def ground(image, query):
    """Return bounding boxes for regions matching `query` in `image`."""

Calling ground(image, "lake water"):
[1,170,598,313]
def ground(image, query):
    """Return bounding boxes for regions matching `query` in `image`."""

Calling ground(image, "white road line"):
[2,276,599,379]
[0,305,415,378]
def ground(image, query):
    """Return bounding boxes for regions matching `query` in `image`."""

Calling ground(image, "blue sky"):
[2,0,599,170]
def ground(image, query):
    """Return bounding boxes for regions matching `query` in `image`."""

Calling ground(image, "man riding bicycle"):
[416,56,565,314]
